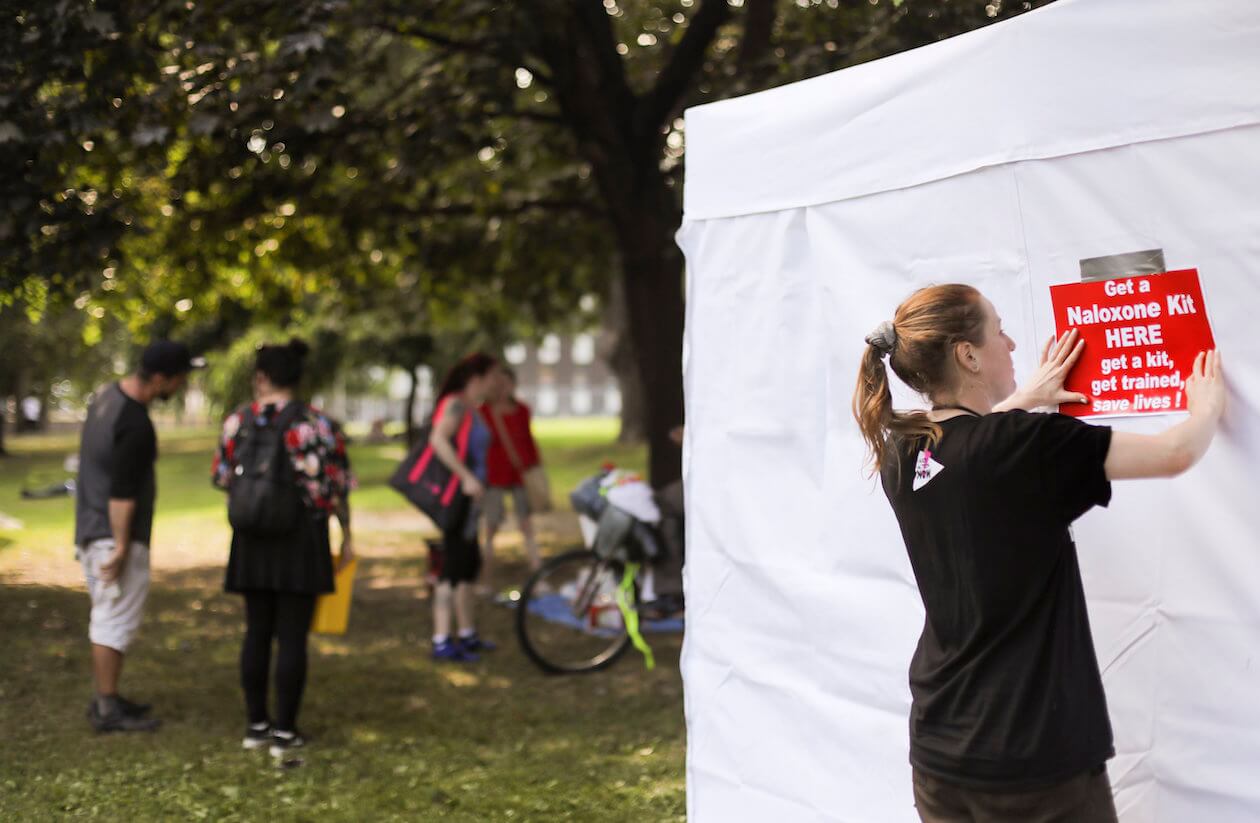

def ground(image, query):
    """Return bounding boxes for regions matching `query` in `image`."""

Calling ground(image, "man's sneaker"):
[116,695,152,717]
[243,722,272,751]
[269,729,307,759]
[88,698,161,733]
[458,632,497,654]
[432,638,479,663]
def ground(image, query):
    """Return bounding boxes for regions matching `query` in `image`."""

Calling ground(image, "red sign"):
[1049,268,1215,418]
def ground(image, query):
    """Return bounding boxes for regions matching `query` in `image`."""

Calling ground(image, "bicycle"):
[514,470,676,675]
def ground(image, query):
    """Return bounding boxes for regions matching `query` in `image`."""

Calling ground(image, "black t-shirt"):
[881,410,1114,789]
[75,383,158,546]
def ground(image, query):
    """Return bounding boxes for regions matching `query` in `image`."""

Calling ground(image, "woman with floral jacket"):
[212,339,354,761]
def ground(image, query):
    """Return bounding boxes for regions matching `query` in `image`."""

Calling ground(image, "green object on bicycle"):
[616,562,655,670]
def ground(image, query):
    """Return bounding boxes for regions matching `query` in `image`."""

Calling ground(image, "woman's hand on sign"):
[1005,329,1088,410]
[1185,350,1225,420]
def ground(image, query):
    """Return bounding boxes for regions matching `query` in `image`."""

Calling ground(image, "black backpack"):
[227,402,308,537]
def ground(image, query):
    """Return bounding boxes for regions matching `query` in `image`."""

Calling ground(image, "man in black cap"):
[75,340,204,732]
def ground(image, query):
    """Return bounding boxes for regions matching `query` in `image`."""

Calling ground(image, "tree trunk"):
[528,7,694,484]
[613,177,686,487]
[619,244,685,488]
[0,397,8,456]
[615,342,647,445]
[404,365,420,447]
[602,274,647,444]
[36,385,51,431]
[14,368,31,433]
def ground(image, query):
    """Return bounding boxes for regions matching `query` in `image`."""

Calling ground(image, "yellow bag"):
[312,558,358,635]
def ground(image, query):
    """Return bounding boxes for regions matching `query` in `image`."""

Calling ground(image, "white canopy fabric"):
[683,0,1260,222]
[678,1,1260,821]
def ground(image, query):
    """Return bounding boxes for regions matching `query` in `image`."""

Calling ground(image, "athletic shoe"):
[458,632,497,653]
[88,699,161,733]
[243,722,272,750]
[269,729,307,759]
[432,638,479,663]
[117,695,152,717]
[85,694,151,720]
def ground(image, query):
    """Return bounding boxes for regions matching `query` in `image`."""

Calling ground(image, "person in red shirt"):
[479,367,543,592]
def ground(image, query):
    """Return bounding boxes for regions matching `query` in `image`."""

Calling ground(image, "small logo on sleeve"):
[913,449,945,491]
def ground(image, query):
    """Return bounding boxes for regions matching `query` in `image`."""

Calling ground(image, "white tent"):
[677,0,1260,820]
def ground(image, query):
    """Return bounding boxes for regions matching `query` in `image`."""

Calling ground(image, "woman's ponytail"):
[853,344,896,471]
[851,284,987,473]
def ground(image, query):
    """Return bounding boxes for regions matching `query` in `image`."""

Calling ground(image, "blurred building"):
[504,331,622,418]
[315,331,621,428]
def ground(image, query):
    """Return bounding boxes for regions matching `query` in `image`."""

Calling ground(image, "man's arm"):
[102,411,152,581]
[101,499,135,582]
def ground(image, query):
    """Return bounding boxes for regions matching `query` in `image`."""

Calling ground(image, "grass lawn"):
[0,418,683,821]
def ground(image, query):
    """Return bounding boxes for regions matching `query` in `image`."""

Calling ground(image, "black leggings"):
[438,495,482,585]
[241,591,317,731]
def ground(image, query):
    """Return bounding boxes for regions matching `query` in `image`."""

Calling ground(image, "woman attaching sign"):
[852,284,1226,823]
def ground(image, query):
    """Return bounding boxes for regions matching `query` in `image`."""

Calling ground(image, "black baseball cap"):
[141,340,207,377]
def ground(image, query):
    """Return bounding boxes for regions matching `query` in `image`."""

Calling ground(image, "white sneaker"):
[269,729,307,759]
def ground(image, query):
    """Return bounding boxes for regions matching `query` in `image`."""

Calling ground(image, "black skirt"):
[225,513,335,595]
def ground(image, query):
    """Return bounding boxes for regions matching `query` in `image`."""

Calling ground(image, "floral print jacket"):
[212,402,354,512]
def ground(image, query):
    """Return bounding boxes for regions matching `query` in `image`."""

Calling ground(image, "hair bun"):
[287,337,310,358]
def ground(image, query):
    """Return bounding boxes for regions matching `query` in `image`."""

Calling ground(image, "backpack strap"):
[231,401,305,463]
[272,400,306,432]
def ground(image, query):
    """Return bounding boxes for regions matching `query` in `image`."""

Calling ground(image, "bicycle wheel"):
[515,548,633,675]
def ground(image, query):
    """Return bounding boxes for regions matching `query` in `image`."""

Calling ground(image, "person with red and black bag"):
[422,353,499,663]
[212,339,354,761]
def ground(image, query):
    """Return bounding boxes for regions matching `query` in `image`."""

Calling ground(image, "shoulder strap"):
[433,396,474,461]
[274,400,306,430]
[432,395,453,427]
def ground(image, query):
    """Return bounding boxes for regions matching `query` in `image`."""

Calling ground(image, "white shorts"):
[482,485,530,528]
[78,539,150,653]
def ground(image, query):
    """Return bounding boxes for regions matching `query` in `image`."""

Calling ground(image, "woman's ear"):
[954,342,981,374]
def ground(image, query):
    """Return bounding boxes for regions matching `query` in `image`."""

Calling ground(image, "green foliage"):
[4,0,1052,317]
[0,301,130,412]
[2,0,1056,475]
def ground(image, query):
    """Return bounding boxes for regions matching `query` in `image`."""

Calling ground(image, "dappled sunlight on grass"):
[438,668,483,688]
[0,422,679,819]
[351,727,384,745]
[0,558,686,819]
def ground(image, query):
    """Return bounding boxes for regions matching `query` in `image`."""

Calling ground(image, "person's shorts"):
[77,539,150,653]
[482,485,530,528]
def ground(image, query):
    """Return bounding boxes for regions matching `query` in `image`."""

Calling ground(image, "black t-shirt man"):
[882,410,1114,789]
[75,383,158,547]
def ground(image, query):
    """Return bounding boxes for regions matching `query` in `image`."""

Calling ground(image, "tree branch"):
[484,107,565,126]
[397,199,603,219]
[371,20,555,87]
[637,0,732,136]
[370,20,487,57]
[737,0,777,73]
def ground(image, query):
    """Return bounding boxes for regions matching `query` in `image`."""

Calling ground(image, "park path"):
[0,508,583,589]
